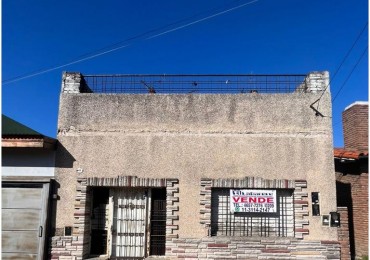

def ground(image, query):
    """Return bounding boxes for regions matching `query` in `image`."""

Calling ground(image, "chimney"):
[342,101,368,152]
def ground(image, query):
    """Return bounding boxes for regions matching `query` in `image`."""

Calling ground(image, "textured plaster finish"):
[56,93,336,240]
[58,93,331,133]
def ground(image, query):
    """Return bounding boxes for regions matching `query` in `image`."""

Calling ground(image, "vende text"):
[232,197,274,203]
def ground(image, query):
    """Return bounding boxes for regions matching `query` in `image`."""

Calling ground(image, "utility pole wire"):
[317,22,368,101]
[332,46,368,102]
[309,22,367,116]
[2,45,131,85]
[146,0,259,40]
[3,0,246,85]
[2,0,259,85]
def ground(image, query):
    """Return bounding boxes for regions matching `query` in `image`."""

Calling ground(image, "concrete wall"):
[55,81,338,241]
[2,148,55,177]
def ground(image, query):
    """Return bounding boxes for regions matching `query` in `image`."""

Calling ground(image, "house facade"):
[51,72,341,259]
[2,115,56,260]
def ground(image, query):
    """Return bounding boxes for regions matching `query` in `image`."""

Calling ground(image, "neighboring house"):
[51,72,341,259]
[335,102,368,259]
[2,115,56,260]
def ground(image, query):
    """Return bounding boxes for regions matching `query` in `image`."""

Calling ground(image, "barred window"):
[210,188,294,237]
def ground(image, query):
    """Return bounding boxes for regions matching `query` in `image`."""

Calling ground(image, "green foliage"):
[361,256,368,260]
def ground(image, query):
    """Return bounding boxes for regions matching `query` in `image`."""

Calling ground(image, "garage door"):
[2,183,49,260]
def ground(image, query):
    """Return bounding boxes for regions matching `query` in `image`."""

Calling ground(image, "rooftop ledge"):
[61,71,330,94]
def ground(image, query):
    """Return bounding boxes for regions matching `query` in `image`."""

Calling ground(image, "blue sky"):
[2,0,368,147]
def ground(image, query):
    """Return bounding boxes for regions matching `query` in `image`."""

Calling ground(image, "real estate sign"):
[230,189,276,213]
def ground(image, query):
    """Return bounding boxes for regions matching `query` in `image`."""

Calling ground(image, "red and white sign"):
[230,189,276,213]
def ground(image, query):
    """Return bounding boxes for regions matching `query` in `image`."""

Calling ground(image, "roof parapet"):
[61,72,92,93]
[61,72,329,94]
[295,71,329,93]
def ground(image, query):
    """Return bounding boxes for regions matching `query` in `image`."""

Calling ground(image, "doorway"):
[149,188,166,256]
[90,187,167,259]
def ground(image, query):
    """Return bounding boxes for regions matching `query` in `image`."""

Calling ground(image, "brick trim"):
[293,180,309,238]
[200,177,308,239]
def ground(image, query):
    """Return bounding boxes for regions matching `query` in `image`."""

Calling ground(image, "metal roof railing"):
[81,74,308,94]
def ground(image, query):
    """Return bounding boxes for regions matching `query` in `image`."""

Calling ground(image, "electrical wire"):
[316,22,367,102]
[332,46,368,102]
[3,0,246,84]
[2,0,259,85]
[309,22,367,116]
[146,0,258,40]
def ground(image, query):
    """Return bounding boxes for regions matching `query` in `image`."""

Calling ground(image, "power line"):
[328,23,368,89]
[2,0,259,85]
[309,22,368,116]
[2,44,130,85]
[3,0,247,84]
[146,0,258,40]
[316,22,367,102]
[332,46,368,102]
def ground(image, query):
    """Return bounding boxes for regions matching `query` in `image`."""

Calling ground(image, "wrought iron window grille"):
[210,188,294,237]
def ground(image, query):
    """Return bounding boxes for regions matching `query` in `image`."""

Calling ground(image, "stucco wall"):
[56,92,337,240]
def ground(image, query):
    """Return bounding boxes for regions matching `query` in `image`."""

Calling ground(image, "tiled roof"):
[334,148,368,160]
[2,115,43,137]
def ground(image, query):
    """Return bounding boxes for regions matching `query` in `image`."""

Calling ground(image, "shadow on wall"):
[335,160,363,175]
[55,142,75,168]
[336,181,355,259]
[48,181,61,237]
[2,143,76,169]
[2,147,56,167]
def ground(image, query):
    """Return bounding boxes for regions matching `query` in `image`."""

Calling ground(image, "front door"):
[110,188,148,259]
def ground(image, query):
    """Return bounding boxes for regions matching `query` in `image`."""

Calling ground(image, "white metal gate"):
[110,188,148,258]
